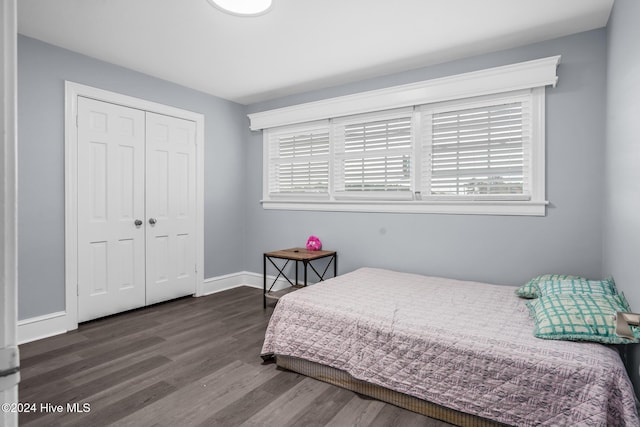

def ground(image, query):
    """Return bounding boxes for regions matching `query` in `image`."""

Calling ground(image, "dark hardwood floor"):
[18,286,452,426]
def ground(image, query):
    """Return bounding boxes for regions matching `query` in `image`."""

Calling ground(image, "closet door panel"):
[77,97,146,322]
[145,112,197,305]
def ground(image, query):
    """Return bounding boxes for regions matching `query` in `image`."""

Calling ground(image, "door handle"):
[149,218,157,225]
[134,219,143,226]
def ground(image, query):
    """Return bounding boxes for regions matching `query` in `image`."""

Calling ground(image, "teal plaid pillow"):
[537,277,617,297]
[515,274,584,299]
[527,293,639,344]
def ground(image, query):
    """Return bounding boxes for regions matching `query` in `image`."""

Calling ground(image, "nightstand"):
[263,248,337,308]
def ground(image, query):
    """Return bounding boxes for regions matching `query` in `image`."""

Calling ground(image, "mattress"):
[261,267,640,426]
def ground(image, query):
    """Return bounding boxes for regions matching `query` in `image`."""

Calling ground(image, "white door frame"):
[1,0,19,425]
[65,81,205,331]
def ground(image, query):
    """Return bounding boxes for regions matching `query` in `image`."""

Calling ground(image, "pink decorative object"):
[306,235,322,251]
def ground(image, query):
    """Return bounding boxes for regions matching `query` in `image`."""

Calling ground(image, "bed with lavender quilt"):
[261,267,639,426]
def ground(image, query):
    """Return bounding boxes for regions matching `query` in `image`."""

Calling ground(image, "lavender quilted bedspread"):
[261,268,640,426]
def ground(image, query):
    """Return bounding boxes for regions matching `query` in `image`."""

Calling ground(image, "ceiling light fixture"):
[207,0,273,17]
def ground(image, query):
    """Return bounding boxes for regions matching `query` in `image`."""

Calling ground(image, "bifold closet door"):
[77,97,146,322]
[145,112,197,305]
[77,98,197,322]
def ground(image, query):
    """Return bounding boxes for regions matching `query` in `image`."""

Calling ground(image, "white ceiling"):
[17,0,614,105]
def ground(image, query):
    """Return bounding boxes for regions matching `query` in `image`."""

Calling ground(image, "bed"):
[260,267,640,426]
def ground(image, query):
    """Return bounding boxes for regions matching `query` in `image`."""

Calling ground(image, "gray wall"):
[603,0,640,396]
[244,29,608,287]
[17,35,247,320]
[18,29,611,318]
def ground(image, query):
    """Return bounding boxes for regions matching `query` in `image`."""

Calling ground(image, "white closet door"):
[77,97,146,322]
[145,112,197,305]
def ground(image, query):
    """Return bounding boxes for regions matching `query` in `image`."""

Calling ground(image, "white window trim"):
[261,199,548,216]
[250,56,560,216]
[248,56,559,130]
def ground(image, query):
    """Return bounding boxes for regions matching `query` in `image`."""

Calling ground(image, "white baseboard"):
[201,270,291,295]
[17,311,70,345]
[19,271,290,344]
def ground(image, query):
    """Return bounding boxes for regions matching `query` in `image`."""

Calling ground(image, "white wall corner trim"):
[1,1,19,424]
[248,55,561,130]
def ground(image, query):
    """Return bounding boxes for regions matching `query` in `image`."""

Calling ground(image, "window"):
[251,56,559,215]
[420,92,533,201]
[266,122,330,197]
[429,102,526,196]
[333,109,413,199]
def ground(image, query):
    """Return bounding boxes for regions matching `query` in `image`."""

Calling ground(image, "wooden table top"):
[264,247,336,261]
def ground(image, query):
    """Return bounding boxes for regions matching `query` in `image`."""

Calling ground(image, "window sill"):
[260,199,548,216]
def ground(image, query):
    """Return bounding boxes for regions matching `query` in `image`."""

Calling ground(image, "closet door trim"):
[64,81,205,331]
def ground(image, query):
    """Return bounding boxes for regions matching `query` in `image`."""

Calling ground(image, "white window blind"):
[267,124,330,196]
[421,96,531,199]
[260,87,547,214]
[334,110,414,199]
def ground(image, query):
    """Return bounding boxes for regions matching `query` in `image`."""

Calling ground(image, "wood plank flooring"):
[18,286,452,426]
